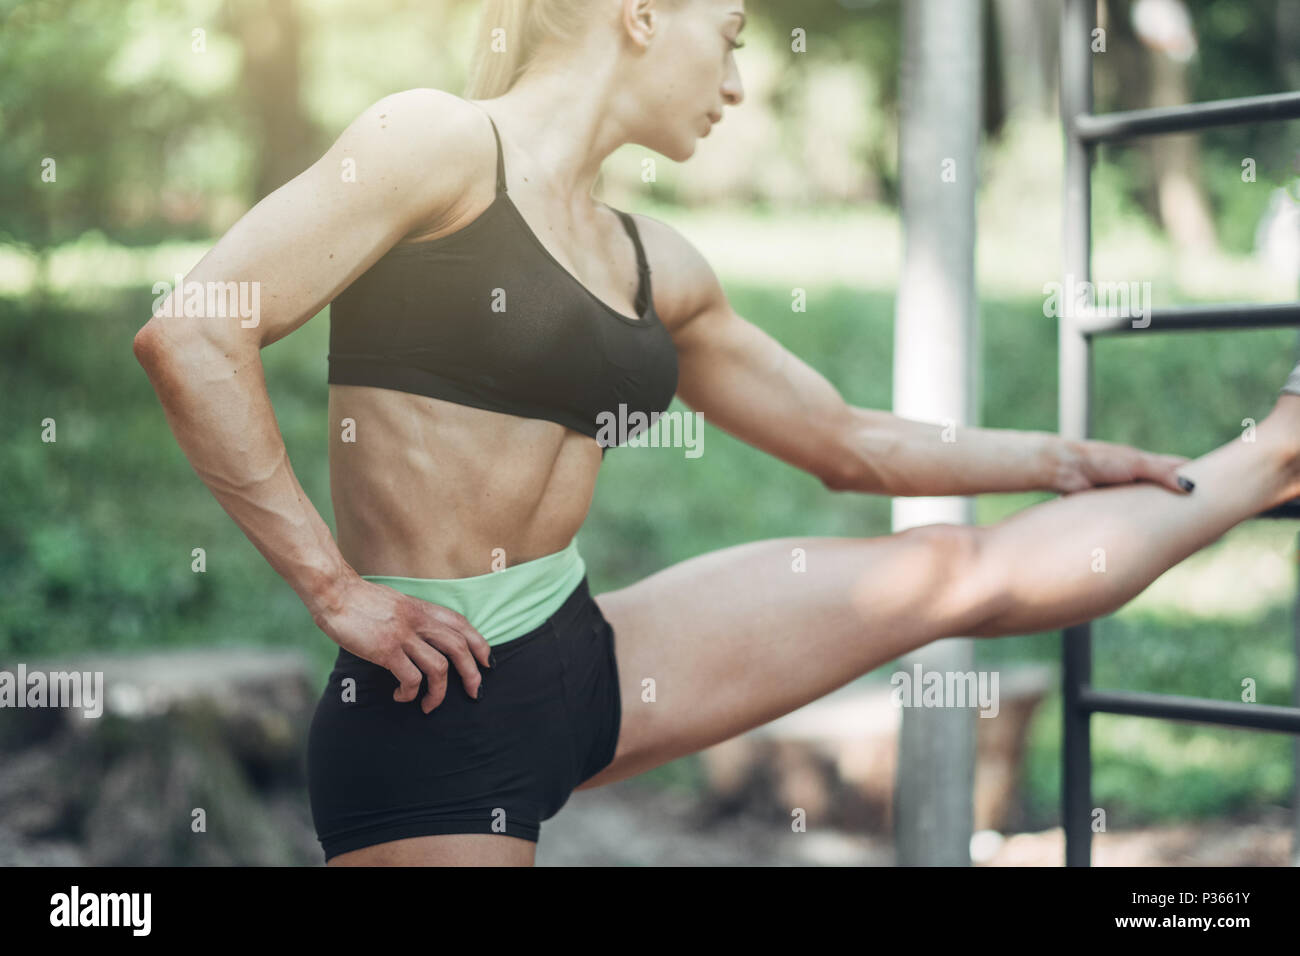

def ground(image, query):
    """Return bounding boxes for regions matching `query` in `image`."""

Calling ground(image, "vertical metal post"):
[892,0,983,865]
[1060,0,1096,867]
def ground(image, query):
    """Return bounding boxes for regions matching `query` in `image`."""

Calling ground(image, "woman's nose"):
[723,77,744,108]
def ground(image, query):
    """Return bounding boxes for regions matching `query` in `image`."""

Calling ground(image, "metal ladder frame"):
[1059,0,1300,866]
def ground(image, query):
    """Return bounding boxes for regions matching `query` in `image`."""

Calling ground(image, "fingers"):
[375,596,492,712]
[1163,453,1195,493]
[386,649,425,704]
[423,603,494,671]
[415,632,483,706]
[421,624,488,697]
[1155,454,1195,493]
[405,641,452,713]
[402,598,488,708]
[384,638,474,713]
[1136,451,1195,494]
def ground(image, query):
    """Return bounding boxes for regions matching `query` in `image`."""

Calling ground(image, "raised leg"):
[967,399,1300,635]
[578,399,1300,789]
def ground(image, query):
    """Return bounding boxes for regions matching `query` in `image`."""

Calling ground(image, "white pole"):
[892,0,983,866]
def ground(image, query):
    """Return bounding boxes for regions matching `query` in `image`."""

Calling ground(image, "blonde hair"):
[462,0,687,99]
[463,0,599,100]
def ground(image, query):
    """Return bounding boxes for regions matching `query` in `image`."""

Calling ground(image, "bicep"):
[139,89,475,355]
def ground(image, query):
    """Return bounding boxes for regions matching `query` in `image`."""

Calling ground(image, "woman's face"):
[630,0,746,160]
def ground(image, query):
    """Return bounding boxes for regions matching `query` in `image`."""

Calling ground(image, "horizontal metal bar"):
[1073,91,1300,143]
[1078,688,1300,733]
[1073,301,1300,336]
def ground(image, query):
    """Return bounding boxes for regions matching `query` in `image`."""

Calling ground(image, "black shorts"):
[306,574,622,861]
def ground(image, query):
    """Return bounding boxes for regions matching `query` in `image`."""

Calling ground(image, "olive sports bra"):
[327,105,679,456]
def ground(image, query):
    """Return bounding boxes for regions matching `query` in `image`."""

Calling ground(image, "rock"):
[0,648,321,865]
[0,822,85,866]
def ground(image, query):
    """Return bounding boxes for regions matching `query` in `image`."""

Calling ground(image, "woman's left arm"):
[655,223,1191,498]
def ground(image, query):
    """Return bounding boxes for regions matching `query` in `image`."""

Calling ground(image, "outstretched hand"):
[1053,438,1194,495]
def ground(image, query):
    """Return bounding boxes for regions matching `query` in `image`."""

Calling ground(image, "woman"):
[132,0,1300,866]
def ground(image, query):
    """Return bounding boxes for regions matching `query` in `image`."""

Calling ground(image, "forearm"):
[133,325,355,623]
[827,406,1069,496]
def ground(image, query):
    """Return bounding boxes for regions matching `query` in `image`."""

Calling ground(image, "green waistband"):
[361,536,586,646]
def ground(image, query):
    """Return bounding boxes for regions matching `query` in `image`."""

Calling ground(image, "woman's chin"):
[644,132,699,163]
[672,137,700,161]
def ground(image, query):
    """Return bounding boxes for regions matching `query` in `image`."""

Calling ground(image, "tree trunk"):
[222,0,313,200]
[1147,52,1218,254]
[992,0,1062,118]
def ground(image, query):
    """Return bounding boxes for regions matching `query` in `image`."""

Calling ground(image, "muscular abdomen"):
[328,385,599,578]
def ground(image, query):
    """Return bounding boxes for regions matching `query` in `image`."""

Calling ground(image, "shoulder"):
[326,88,496,228]
[338,88,488,159]
[617,209,728,334]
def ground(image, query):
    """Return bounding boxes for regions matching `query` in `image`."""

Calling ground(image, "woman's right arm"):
[132,89,491,712]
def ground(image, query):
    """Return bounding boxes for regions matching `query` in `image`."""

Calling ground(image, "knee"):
[901,521,981,570]
[901,522,1002,636]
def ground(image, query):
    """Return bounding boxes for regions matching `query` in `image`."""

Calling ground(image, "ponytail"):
[462,0,606,99]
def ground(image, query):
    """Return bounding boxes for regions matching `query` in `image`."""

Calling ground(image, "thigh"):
[576,526,997,789]
[327,833,536,866]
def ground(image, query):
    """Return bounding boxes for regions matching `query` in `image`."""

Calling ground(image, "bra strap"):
[614,209,652,316]
[482,112,508,195]
[614,210,650,277]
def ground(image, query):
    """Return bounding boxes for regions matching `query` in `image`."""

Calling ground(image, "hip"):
[305,571,624,855]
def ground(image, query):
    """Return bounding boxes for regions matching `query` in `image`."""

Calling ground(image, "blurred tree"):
[1,0,1293,265]
[992,0,1062,118]
[1279,0,1300,91]
[219,0,313,198]
[1131,0,1219,253]
[0,0,140,295]
[0,0,251,262]
[1093,0,1298,255]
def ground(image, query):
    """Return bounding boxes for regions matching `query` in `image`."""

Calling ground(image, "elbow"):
[816,411,894,495]
[820,458,875,494]
[817,435,866,493]
[132,320,162,372]
[132,319,255,396]
[132,320,186,396]
[816,406,858,492]
[818,457,851,493]
[133,319,199,380]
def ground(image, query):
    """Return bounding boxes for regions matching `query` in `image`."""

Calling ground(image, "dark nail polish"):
[475,682,484,702]
[1177,476,1195,493]
[489,650,497,668]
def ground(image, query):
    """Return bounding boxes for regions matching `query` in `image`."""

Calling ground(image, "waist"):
[360,535,588,646]
[328,384,601,574]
